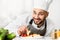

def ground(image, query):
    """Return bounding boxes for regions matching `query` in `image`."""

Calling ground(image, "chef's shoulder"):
[17,14,32,25]
[47,18,60,33]
[47,18,59,30]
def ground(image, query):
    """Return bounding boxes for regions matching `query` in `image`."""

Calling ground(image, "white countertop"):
[13,36,53,40]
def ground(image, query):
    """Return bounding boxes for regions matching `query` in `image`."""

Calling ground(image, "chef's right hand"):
[17,25,27,36]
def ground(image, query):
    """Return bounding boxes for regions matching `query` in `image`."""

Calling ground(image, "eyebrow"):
[33,10,36,14]
[39,12,44,14]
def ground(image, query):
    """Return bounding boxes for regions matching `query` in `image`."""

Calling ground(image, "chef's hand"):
[17,25,28,36]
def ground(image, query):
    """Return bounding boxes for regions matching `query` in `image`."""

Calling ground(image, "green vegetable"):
[0,28,16,40]
[7,33,16,40]
[0,30,8,40]
[0,28,5,34]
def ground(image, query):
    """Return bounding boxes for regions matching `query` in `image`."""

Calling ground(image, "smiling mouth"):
[34,19,41,21]
[33,18,41,21]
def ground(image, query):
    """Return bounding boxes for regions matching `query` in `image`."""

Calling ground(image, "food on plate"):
[20,29,40,37]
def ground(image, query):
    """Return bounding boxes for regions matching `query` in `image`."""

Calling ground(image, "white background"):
[0,0,60,27]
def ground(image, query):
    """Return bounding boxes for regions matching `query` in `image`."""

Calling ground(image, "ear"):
[46,12,49,17]
[45,11,49,18]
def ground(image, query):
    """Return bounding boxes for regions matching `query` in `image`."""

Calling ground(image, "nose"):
[35,14,39,18]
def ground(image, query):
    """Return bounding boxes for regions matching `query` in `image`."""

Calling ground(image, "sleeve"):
[4,14,30,36]
[4,18,22,36]
[45,24,60,39]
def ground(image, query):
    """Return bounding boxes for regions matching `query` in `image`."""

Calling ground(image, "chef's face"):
[32,8,48,25]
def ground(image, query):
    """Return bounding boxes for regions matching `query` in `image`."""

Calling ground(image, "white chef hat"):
[34,0,53,11]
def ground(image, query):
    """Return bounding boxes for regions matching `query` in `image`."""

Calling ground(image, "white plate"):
[13,36,53,40]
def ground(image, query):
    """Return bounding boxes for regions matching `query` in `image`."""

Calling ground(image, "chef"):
[5,0,60,38]
[17,0,57,37]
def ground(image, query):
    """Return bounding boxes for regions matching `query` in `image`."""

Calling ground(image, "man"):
[5,0,60,39]
[17,0,56,37]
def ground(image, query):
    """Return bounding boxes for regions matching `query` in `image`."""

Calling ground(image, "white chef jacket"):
[4,14,60,37]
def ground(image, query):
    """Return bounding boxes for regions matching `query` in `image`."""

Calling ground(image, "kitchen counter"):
[13,36,54,40]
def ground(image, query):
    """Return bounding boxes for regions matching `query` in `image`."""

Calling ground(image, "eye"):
[39,12,44,15]
[33,11,36,14]
[40,13,44,15]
